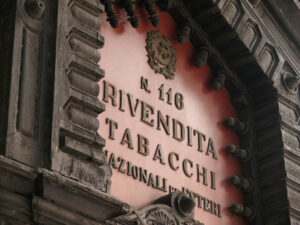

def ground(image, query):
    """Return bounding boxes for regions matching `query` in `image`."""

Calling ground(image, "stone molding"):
[51,0,112,192]
[0,155,129,225]
[209,1,300,224]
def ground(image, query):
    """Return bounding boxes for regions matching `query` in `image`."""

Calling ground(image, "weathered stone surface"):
[50,0,111,192]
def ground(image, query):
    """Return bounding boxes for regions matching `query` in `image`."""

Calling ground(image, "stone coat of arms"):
[146,31,177,80]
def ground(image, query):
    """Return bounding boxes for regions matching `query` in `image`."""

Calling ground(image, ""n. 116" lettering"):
[158,84,184,110]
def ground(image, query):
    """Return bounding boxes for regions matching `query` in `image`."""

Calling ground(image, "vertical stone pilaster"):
[51,0,111,192]
[0,0,55,168]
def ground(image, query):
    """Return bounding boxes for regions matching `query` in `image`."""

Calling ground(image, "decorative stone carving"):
[177,24,191,44]
[281,129,300,149]
[258,43,279,76]
[109,192,202,225]
[194,47,209,68]
[111,205,202,225]
[278,101,299,125]
[226,144,251,162]
[1,0,48,167]
[224,117,249,135]
[146,209,177,225]
[142,0,160,27]
[50,0,111,192]
[230,176,254,192]
[212,70,227,90]
[222,0,244,28]
[281,72,300,94]
[230,204,256,221]
[70,0,102,30]
[153,191,195,218]
[121,0,140,28]
[146,31,177,80]
[240,19,262,53]
[67,28,103,64]
[24,0,45,20]
[101,0,119,28]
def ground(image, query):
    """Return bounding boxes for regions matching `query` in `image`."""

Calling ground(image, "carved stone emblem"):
[146,31,177,80]
[107,192,202,225]
[146,210,176,225]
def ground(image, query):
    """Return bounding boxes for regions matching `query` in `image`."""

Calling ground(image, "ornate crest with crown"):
[146,31,177,80]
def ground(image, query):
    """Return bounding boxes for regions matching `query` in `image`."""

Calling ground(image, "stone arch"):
[183,1,289,225]
[99,0,289,224]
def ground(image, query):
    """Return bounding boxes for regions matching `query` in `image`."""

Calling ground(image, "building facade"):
[0,0,300,225]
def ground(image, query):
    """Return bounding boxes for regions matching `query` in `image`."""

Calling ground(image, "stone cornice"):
[215,0,300,96]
